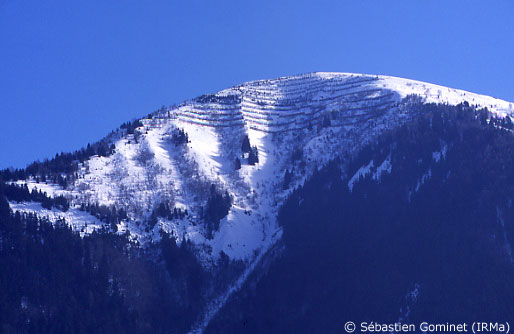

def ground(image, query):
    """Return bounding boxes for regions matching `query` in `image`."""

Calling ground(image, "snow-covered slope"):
[10,72,513,260]
[8,72,513,332]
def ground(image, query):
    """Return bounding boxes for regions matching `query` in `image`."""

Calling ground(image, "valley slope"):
[5,72,514,332]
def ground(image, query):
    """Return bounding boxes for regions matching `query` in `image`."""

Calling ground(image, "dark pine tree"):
[242,135,251,153]
[248,146,259,165]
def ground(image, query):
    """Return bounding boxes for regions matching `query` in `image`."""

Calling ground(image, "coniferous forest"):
[207,103,514,333]
[0,187,211,333]
[2,101,514,333]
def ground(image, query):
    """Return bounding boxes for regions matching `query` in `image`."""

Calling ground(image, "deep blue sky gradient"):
[1,0,513,168]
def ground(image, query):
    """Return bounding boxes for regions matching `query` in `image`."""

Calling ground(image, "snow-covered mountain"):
[7,72,514,332]
[10,72,513,256]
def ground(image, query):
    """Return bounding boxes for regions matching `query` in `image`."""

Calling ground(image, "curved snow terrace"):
[237,72,513,115]
[165,74,397,133]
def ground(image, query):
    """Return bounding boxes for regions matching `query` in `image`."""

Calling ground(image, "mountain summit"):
[3,72,514,333]
[9,72,513,258]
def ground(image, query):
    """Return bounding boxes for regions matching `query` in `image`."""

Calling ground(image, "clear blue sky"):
[1,1,513,169]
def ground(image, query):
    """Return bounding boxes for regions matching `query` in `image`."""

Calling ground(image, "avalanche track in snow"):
[8,72,514,333]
